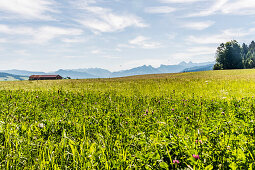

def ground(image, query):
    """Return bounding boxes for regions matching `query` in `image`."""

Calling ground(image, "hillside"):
[0,69,254,97]
[0,72,28,81]
[0,69,254,169]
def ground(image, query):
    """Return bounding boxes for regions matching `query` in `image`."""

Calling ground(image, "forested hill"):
[214,40,255,70]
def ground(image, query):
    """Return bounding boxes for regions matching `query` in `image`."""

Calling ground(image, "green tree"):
[241,43,249,60]
[243,41,255,69]
[214,40,243,70]
[249,41,255,53]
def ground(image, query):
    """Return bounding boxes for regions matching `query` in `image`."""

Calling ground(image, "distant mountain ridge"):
[70,68,112,78]
[1,69,45,76]
[52,69,97,79]
[0,72,28,81]
[0,61,215,80]
[182,64,214,73]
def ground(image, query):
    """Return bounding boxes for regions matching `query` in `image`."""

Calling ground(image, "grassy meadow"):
[1,70,255,169]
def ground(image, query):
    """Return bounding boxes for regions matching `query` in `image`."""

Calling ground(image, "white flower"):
[38,123,45,128]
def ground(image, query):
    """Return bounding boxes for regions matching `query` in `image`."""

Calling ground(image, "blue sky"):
[0,0,255,71]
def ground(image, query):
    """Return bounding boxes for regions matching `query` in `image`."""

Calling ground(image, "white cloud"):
[222,0,255,15]
[187,35,226,44]
[62,37,86,43]
[91,49,101,54]
[14,50,31,56]
[160,0,205,3]
[74,4,147,33]
[0,24,34,35]
[145,6,176,14]
[188,0,255,17]
[173,46,216,58]
[102,55,121,59]
[117,44,135,49]
[129,36,161,49]
[167,33,177,40]
[63,55,86,59]
[187,46,216,53]
[181,21,215,30]
[0,38,6,43]
[30,26,83,44]
[171,46,216,62]
[71,0,96,6]
[0,24,83,44]
[186,29,251,44]
[188,0,228,17]
[0,0,57,20]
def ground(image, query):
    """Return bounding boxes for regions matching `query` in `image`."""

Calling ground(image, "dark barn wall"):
[29,75,63,80]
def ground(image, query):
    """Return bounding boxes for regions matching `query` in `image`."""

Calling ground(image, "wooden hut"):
[29,75,62,80]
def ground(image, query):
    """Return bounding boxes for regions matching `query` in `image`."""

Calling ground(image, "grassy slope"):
[1,69,255,99]
[0,70,255,169]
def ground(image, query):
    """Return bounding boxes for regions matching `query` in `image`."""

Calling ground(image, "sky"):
[0,0,255,72]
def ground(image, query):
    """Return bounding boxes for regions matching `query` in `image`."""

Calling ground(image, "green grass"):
[0,69,255,169]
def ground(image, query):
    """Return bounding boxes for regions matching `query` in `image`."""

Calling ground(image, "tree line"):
[214,40,255,70]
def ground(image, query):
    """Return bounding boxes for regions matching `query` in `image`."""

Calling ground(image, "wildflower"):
[173,160,180,164]
[38,123,45,128]
[146,109,149,114]
[143,114,147,116]
[172,109,175,111]
[195,140,202,144]
[196,140,202,144]
[222,112,225,115]
[227,146,230,150]
[192,154,200,160]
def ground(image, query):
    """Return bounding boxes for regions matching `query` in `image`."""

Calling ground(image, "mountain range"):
[0,72,27,81]
[0,61,215,80]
